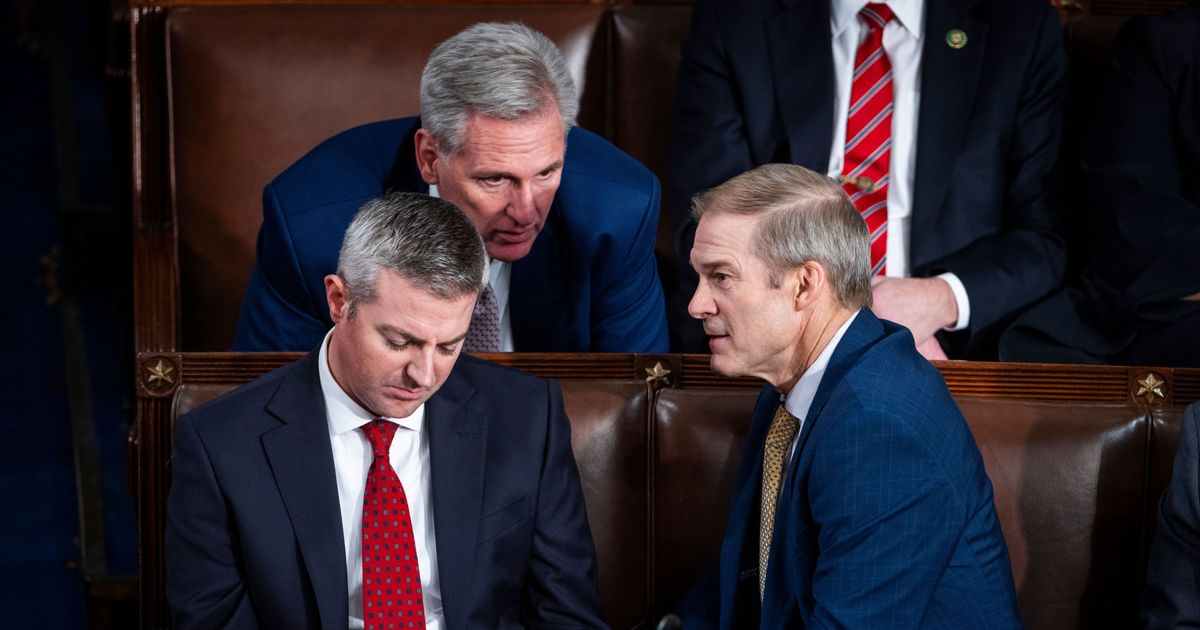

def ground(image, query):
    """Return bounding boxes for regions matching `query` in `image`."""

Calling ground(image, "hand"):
[1184,292,1200,302]
[869,276,959,346]
[916,336,948,361]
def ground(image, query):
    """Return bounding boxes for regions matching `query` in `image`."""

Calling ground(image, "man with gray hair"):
[675,164,1019,627]
[233,22,668,354]
[169,193,606,628]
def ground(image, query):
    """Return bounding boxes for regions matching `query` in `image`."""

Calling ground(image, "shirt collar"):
[318,327,426,437]
[830,0,924,41]
[782,310,859,419]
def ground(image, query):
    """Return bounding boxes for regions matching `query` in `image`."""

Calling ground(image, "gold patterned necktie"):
[759,404,800,600]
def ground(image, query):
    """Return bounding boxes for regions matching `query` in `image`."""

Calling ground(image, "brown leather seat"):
[158,356,1198,629]
[960,398,1147,628]
[560,379,653,628]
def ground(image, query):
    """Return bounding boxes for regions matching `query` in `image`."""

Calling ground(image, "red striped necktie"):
[841,3,895,276]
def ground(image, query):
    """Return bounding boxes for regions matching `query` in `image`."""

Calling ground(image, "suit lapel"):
[427,369,486,630]
[793,311,886,458]
[911,0,987,256]
[510,205,572,351]
[766,0,835,172]
[262,353,348,628]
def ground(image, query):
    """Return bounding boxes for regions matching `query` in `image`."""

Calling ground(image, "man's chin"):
[707,353,741,378]
[374,394,426,419]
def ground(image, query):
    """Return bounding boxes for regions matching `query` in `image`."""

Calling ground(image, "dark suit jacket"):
[678,311,1019,628]
[1001,7,1200,367]
[165,352,605,629]
[1143,402,1200,627]
[233,117,668,353]
[667,0,1068,356]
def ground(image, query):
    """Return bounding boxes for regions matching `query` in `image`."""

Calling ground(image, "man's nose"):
[507,184,537,224]
[405,349,436,389]
[688,278,715,320]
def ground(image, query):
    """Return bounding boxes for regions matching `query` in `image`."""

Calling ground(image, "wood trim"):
[131,5,179,355]
[137,395,172,629]
[938,361,1130,402]
[1173,369,1200,406]
[134,353,1200,403]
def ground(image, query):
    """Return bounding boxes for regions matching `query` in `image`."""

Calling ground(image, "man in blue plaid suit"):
[676,164,1020,628]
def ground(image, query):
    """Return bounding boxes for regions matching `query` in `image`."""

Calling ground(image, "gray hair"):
[692,164,872,310]
[419,22,578,155]
[337,192,486,314]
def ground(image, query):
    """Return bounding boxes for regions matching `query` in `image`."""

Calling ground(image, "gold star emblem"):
[147,359,175,387]
[1135,372,1166,404]
[644,361,672,388]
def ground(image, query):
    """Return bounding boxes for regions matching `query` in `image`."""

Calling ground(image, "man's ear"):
[792,261,826,310]
[414,128,440,186]
[325,274,350,325]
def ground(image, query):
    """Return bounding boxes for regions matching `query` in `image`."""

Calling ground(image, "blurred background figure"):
[667,0,1069,360]
[1003,3,1200,368]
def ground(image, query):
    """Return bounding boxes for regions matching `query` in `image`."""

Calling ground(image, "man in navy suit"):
[678,164,1019,627]
[1001,6,1200,368]
[233,22,668,353]
[1143,402,1200,627]
[667,0,1067,359]
[167,193,605,628]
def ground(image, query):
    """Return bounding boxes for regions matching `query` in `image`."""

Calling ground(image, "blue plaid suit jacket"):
[681,310,1021,628]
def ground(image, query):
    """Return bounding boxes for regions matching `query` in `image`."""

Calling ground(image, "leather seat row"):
[133,351,1199,628]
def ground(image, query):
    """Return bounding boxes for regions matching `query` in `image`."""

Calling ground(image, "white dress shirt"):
[430,184,515,350]
[318,329,445,629]
[783,310,859,467]
[827,0,970,331]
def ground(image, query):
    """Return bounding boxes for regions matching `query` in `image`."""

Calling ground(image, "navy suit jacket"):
[233,117,668,353]
[1001,8,1200,367]
[667,0,1068,356]
[679,311,1020,628]
[1142,402,1200,627]
[165,352,605,629]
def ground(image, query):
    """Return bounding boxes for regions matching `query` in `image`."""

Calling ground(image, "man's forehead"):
[696,211,758,247]
[458,118,564,167]
[693,211,768,267]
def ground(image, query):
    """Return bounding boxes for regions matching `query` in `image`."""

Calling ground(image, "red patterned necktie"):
[463,283,501,353]
[841,3,895,276]
[361,419,426,629]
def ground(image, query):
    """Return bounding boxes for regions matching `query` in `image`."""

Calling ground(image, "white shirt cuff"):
[936,272,970,331]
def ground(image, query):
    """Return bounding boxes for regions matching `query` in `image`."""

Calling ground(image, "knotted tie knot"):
[361,418,398,461]
[861,3,895,31]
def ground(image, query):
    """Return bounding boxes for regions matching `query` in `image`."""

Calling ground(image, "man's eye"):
[385,340,407,351]
[712,272,730,284]
[480,176,505,185]
[437,344,459,356]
